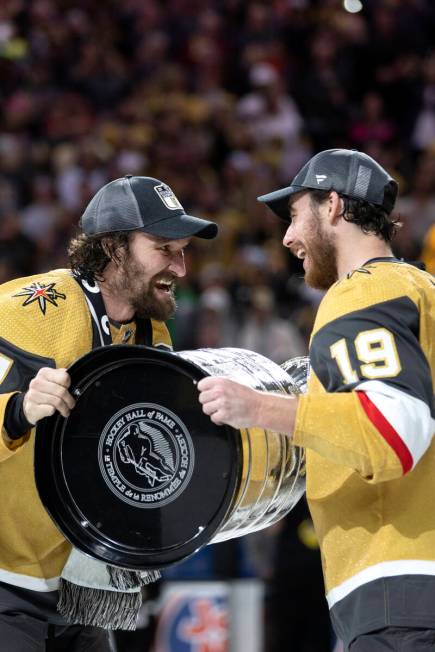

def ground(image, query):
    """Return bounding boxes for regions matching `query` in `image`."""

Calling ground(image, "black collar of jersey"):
[363,257,426,270]
[72,272,152,348]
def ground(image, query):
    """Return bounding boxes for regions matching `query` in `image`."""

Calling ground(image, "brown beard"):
[304,213,338,290]
[115,255,177,321]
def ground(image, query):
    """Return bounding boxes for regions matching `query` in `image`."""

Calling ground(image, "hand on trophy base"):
[197,375,298,435]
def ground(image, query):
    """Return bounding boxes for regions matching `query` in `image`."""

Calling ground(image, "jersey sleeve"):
[0,272,88,460]
[294,276,435,483]
[0,339,56,461]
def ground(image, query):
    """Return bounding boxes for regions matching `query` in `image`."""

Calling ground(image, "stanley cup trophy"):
[35,345,309,570]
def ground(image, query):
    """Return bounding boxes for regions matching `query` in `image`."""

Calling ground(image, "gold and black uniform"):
[0,269,172,591]
[293,258,435,646]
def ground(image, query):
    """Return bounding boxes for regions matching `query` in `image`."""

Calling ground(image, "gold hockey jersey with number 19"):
[293,258,435,646]
[0,268,172,591]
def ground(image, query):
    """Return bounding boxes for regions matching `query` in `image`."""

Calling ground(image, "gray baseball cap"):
[80,175,218,239]
[257,149,399,221]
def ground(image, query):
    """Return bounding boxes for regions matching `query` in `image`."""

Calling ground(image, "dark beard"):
[131,287,176,321]
[304,218,338,290]
[116,257,177,321]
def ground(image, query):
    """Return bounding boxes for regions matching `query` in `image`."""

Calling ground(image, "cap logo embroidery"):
[154,184,183,210]
[315,174,327,184]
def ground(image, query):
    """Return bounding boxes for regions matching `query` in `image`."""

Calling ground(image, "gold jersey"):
[0,269,171,590]
[294,258,435,617]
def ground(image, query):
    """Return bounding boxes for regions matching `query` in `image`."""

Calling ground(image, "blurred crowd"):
[1,1,435,648]
[1,0,434,362]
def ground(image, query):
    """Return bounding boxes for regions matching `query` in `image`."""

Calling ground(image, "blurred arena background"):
[0,0,434,650]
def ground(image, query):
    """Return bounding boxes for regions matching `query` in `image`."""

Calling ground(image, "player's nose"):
[282,223,294,248]
[168,250,186,277]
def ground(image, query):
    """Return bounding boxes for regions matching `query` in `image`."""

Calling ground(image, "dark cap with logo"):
[80,175,218,239]
[257,149,399,221]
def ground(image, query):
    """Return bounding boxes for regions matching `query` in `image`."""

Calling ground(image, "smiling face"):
[282,191,338,290]
[108,231,190,321]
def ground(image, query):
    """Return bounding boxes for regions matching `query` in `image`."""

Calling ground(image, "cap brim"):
[257,185,306,221]
[141,213,218,240]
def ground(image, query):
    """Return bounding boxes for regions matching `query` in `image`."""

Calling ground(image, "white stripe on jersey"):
[0,568,59,591]
[327,559,435,608]
[355,380,435,469]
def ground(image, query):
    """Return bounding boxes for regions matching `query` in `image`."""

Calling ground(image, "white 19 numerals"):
[330,328,401,384]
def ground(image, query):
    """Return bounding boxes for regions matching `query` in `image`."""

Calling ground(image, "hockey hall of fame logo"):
[98,403,195,509]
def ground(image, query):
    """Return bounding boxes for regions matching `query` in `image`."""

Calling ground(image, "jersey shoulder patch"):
[5,270,77,318]
[0,270,92,362]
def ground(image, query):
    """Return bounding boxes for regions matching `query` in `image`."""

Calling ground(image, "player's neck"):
[99,267,135,322]
[337,234,394,279]
[101,289,135,322]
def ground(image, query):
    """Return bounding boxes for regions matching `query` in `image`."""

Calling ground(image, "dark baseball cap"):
[80,175,218,239]
[257,149,399,221]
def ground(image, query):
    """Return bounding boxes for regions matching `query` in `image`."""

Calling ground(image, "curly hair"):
[309,189,401,242]
[67,232,130,282]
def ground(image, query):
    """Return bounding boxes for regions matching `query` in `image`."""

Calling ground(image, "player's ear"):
[328,191,342,225]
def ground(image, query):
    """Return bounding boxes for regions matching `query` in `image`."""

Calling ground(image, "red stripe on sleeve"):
[356,390,413,474]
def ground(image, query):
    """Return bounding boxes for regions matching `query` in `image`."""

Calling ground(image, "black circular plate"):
[34,345,241,570]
